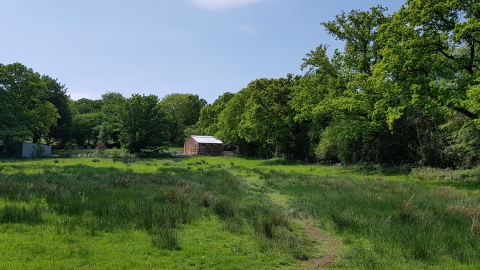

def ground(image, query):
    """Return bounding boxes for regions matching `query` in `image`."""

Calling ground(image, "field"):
[1,155,480,269]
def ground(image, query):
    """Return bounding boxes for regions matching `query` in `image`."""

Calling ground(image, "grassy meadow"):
[1,154,480,269]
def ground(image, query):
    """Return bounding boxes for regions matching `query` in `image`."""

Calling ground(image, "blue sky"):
[1,0,403,104]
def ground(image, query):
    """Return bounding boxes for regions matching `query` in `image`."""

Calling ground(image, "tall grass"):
[0,204,44,224]
[5,156,479,268]
[261,170,480,267]
[0,157,308,268]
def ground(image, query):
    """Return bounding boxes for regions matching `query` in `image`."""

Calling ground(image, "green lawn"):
[1,156,480,269]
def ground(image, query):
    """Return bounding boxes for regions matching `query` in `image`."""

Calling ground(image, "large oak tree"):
[0,63,59,147]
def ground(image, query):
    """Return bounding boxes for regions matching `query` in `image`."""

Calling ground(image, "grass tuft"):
[0,204,44,224]
[151,227,180,250]
[213,198,237,219]
[201,191,213,208]
[399,194,415,221]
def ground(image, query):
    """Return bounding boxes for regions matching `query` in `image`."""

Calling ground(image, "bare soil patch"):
[299,217,340,269]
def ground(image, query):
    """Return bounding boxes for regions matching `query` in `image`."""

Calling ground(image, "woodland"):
[2,0,480,169]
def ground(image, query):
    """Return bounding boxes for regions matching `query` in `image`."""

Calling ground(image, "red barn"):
[184,135,223,156]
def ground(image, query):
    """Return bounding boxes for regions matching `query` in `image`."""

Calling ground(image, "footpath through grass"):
[1,156,480,269]
[0,157,311,269]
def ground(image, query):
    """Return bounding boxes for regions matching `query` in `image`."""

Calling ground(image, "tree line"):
[2,0,480,168]
[197,0,480,169]
[0,62,206,154]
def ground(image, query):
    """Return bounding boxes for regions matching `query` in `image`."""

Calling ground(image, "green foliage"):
[238,76,309,158]
[118,94,168,153]
[286,1,480,167]
[42,75,73,146]
[196,92,235,136]
[159,93,207,145]
[4,0,480,169]
[97,92,125,147]
[72,112,102,146]
[375,0,480,122]
[217,88,252,146]
[0,63,60,145]
[360,0,478,167]
[316,120,382,163]
[289,7,395,163]
[216,76,311,159]
[69,98,102,115]
[322,5,389,76]
[441,116,480,168]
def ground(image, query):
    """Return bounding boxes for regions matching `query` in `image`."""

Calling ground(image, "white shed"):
[184,135,223,155]
[21,142,52,158]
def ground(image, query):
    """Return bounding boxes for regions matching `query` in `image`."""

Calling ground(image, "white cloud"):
[191,0,263,11]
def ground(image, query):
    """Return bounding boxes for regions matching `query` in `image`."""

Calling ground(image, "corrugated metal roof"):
[191,135,223,144]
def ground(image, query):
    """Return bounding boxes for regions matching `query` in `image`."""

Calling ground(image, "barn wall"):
[184,137,198,155]
[197,143,223,156]
[21,142,52,158]
[184,136,224,156]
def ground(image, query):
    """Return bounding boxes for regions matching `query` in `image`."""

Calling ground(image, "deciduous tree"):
[118,94,168,153]
[97,92,125,146]
[72,113,101,146]
[159,93,207,145]
[42,75,73,146]
[196,92,235,136]
[0,63,59,146]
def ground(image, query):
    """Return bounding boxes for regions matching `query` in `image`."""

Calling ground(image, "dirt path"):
[231,168,341,269]
[298,216,340,269]
[265,193,341,269]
